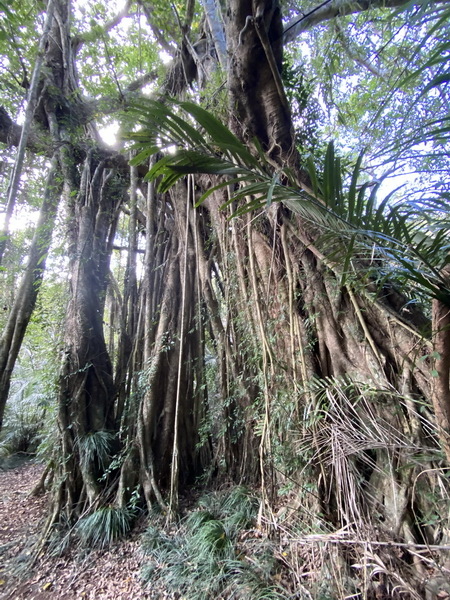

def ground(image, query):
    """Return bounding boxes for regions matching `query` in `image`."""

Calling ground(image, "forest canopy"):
[0,0,450,598]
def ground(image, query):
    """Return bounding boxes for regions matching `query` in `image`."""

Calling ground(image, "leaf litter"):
[0,460,170,600]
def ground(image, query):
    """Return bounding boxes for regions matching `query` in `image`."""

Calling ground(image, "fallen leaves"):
[0,460,157,600]
[41,582,53,591]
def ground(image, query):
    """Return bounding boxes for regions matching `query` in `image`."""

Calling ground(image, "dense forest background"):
[0,0,450,597]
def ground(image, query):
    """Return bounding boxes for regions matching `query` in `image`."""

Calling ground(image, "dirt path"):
[0,460,154,600]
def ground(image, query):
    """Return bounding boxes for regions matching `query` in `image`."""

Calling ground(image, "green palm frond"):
[127,99,450,304]
[306,141,450,298]
[372,5,450,163]
[126,99,331,220]
[126,98,266,171]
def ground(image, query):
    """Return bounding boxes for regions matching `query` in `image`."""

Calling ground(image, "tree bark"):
[431,266,450,462]
[227,0,294,164]
[56,152,124,510]
[0,155,61,432]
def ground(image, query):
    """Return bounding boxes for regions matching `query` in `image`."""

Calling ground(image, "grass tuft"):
[76,506,134,548]
[77,430,116,472]
[141,486,289,599]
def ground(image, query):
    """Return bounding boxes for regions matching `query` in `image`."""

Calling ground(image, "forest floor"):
[0,458,154,600]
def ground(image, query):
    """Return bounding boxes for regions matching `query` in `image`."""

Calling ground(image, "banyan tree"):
[0,0,449,596]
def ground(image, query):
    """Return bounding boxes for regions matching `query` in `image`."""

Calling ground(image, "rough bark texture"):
[431,266,450,462]
[56,152,124,510]
[227,0,294,163]
[1,2,449,595]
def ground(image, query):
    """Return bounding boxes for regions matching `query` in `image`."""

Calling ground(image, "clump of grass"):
[219,485,259,530]
[195,485,259,531]
[77,430,116,472]
[141,487,288,599]
[77,506,134,548]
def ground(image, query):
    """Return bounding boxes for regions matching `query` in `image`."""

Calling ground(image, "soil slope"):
[0,459,152,600]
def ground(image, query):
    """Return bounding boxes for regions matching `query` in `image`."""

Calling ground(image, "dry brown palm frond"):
[353,550,423,600]
[293,376,443,535]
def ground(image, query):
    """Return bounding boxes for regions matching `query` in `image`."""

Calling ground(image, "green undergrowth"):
[76,506,135,549]
[141,486,290,600]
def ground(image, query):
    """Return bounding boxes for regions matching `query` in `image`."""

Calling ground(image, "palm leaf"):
[126,100,450,304]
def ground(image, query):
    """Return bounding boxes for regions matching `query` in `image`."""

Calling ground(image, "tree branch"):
[201,0,227,69]
[73,0,132,49]
[0,66,158,155]
[335,19,385,78]
[282,0,450,44]
[0,0,55,266]
[184,0,196,32]
[137,0,176,56]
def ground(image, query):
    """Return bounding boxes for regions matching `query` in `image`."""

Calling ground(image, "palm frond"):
[373,5,450,165]
[126,100,450,304]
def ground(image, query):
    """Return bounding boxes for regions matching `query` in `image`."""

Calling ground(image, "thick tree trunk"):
[113,164,139,426]
[133,182,204,506]
[227,0,294,164]
[56,152,124,510]
[17,0,128,517]
[431,266,450,462]
[220,0,441,549]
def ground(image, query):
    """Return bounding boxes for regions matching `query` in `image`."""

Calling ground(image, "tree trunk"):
[2,6,447,590]
[0,0,55,266]
[218,0,440,543]
[227,0,294,163]
[431,266,450,462]
[56,151,123,510]
[0,155,61,431]
[16,0,128,517]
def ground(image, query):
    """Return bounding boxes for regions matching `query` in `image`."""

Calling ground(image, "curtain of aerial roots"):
[53,154,124,522]
[116,177,208,512]
[196,184,448,543]
[112,163,139,431]
[289,213,447,542]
